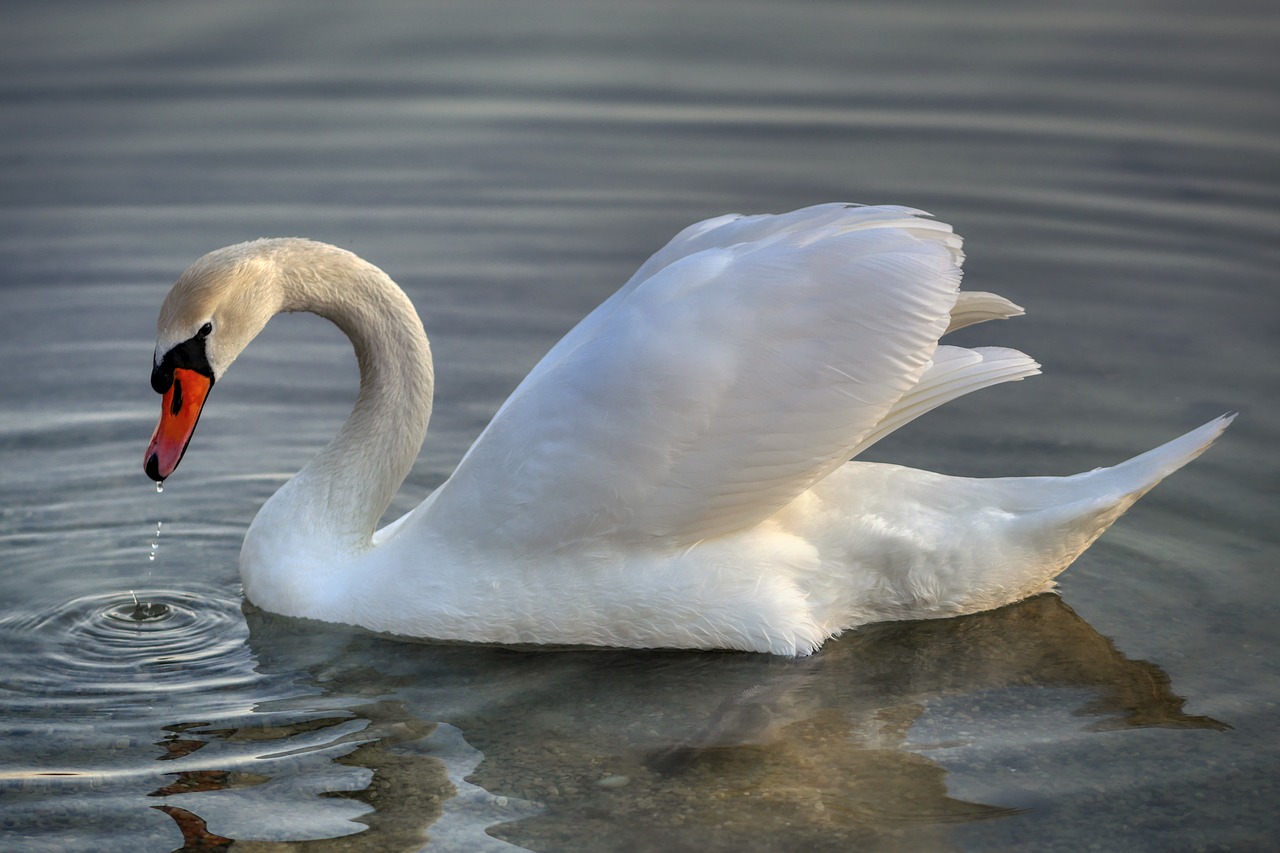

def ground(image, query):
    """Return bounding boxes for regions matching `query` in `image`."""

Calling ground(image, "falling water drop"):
[135,486,168,616]
[149,520,162,562]
[155,481,164,494]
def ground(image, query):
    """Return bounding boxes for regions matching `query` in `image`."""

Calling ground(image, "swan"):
[143,204,1230,656]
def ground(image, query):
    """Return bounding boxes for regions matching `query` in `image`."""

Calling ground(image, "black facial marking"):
[170,376,184,415]
[152,333,215,394]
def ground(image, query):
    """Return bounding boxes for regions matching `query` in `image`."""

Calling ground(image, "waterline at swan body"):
[144,204,1230,655]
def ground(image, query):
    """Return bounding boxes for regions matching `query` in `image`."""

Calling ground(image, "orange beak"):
[144,367,212,482]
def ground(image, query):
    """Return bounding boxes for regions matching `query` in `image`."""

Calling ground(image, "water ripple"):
[0,586,254,709]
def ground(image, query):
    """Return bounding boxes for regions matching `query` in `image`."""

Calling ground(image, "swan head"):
[144,240,289,482]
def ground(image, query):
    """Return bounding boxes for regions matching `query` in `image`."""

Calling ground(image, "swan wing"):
[427,206,964,550]
[462,203,957,440]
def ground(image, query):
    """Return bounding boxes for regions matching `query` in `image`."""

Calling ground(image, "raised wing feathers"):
[426,206,966,551]
[946,291,1024,333]
[849,345,1041,458]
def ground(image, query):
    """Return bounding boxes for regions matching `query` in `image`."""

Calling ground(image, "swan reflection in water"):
[150,594,1223,851]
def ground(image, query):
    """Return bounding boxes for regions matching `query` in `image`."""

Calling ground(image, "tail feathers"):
[810,415,1233,625]
[1010,414,1234,585]
[979,414,1235,516]
[1077,414,1234,503]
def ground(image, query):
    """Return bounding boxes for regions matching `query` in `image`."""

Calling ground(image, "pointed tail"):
[1010,413,1236,591]
[1085,414,1234,504]
[818,415,1234,627]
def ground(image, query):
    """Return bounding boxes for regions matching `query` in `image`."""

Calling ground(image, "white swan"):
[144,204,1230,655]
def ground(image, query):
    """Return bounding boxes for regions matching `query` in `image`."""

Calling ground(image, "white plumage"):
[146,204,1230,655]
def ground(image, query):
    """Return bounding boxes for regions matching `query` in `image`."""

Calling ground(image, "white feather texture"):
[151,205,1231,655]
[428,205,963,549]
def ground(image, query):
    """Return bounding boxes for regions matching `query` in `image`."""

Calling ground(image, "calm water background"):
[2,1,1277,850]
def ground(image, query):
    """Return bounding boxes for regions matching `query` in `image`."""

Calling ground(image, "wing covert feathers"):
[429,205,1030,550]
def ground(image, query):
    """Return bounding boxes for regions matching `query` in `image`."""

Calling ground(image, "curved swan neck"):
[253,240,434,549]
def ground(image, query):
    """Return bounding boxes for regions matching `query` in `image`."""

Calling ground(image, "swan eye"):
[198,322,213,339]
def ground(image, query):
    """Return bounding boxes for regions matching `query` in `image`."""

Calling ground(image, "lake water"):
[1,1,1277,850]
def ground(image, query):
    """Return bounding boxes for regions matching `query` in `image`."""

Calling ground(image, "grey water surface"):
[1,1,1277,851]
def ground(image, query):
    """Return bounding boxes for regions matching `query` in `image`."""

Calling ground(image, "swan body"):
[145,204,1230,655]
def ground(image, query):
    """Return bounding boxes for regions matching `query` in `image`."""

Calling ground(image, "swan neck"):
[265,241,434,548]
